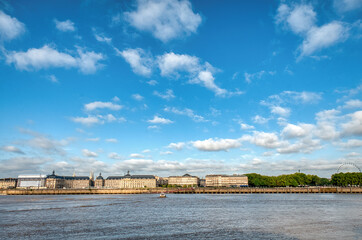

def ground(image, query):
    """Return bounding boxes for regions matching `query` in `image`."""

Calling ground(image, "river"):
[1,194,361,239]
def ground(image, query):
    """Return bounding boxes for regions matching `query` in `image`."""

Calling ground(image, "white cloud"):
[281,123,313,139]
[0,10,25,41]
[1,145,25,154]
[6,45,104,74]
[124,0,202,42]
[270,106,291,117]
[132,94,144,101]
[343,99,362,109]
[342,111,362,136]
[246,131,287,149]
[105,138,118,143]
[147,80,158,85]
[71,116,102,126]
[112,96,120,102]
[334,0,362,12]
[108,152,123,160]
[315,109,340,140]
[48,75,59,83]
[160,151,173,155]
[244,70,275,83]
[167,142,185,150]
[84,101,122,111]
[54,19,75,32]
[147,115,173,124]
[164,107,206,122]
[142,149,151,153]
[157,52,199,76]
[94,33,112,44]
[275,3,349,58]
[240,123,255,130]
[147,125,159,130]
[153,89,175,100]
[277,138,322,154]
[193,138,242,152]
[300,21,349,57]
[253,115,269,124]
[120,48,152,77]
[339,139,362,148]
[82,149,98,157]
[130,153,145,158]
[192,70,227,96]
[283,91,322,104]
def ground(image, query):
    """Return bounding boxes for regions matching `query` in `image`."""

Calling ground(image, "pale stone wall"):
[206,175,248,187]
[168,176,199,186]
[95,179,104,188]
[0,179,17,189]
[104,178,156,189]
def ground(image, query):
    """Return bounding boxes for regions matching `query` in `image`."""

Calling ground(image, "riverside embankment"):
[1,187,362,195]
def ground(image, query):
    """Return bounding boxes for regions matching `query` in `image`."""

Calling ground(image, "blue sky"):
[0,0,361,178]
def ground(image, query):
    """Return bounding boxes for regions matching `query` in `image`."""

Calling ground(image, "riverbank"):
[1,187,362,195]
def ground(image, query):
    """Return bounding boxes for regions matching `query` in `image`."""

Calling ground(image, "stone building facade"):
[0,178,18,189]
[46,171,92,189]
[104,171,156,189]
[168,174,199,187]
[206,174,248,187]
[17,175,47,188]
[94,173,105,188]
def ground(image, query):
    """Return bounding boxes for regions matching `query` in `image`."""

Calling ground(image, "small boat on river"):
[159,193,166,198]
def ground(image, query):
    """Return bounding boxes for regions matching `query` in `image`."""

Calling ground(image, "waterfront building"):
[94,173,105,188]
[206,174,248,187]
[155,176,168,186]
[0,178,18,189]
[46,171,92,189]
[17,174,47,188]
[104,171,156,189]
[168,174,199,187]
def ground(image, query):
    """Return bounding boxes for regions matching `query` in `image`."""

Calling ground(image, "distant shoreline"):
[1,187,362,195]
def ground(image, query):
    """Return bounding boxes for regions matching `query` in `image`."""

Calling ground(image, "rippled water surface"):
[1,194,361,239]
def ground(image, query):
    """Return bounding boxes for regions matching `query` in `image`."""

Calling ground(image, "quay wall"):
[1,187,362,195]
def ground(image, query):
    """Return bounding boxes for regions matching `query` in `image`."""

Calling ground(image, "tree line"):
[245,172,362,187]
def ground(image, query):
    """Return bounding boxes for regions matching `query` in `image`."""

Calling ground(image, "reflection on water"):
[0,194,361,239]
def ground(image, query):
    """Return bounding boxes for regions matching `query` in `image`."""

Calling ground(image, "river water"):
[0,194,361,239]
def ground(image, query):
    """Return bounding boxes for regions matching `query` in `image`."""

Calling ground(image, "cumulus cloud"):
[0,10,25,41]
[1,145,25,154]
[0,157,52,176]
[343,99,362,109]
[105,138,118,143]
[120,48,152,76]
[281,123,313,139]
[84,101,123,111]
[153,89,175,100]
[164,106,206,122]
[168,142,185,150]
[300,21,349,57]
[342,111,362,136]
[160,151,173,155]
[6,45,104,74]
[82,149,98,157]
[54,19,75,32]
[245,131,287,149]
[277,138,322,154]
[275,3,349,58]
[192,70,227,96]
[147,115,173,124]
[157,52,199,76]
[124,0,202,42]
[270,106,291,117]
[94,32,112,44]
[193,138,242,152]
